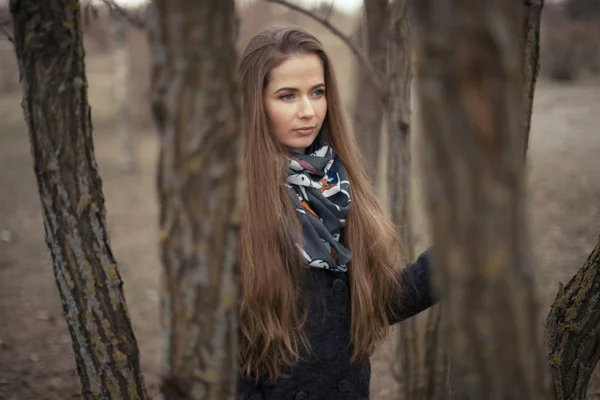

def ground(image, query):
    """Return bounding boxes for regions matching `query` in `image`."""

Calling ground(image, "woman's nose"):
[297,97,316,119]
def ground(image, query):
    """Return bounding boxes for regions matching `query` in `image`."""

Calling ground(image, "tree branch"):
[324,1,335,21]
[265,0,388,103]
[102,0,147,30]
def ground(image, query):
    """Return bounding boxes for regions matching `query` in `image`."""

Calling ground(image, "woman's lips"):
[294,127,315,136]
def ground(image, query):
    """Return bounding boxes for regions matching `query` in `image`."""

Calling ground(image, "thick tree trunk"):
[412,1,551,398]
[546,236,600,400]
[148,1,242,399]
[353,0,388,184]
[9,1,147,399]
[109,13,134,171]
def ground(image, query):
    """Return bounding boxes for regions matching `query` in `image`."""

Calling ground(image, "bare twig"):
[102,0,147,30]
[265,0,388,103]
[324,1,335,21]
[81,1,100,26]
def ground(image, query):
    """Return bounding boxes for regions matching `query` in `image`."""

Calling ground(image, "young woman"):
[237,26,437,399]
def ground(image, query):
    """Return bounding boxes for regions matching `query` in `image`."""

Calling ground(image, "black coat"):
[237,250,436,400]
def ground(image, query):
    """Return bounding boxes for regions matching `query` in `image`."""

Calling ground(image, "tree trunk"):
[386,0,413,257]
[109,12,135,171]
[525,3,600,397]
[353,0,388,185]
[9,1,148,399]
[521,0,543,159]
[423,304,455,399]
[412,1,552,398]
[148,1,242,399]
[546,236,600,400]
[384,0,422,397]
[386,2,456,398]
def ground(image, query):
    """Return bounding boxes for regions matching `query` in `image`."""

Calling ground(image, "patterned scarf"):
[286,137,352,272]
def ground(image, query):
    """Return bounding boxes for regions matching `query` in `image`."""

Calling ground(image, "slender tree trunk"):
[386,0,413,257]
[423,304,455,399]
[148,1,242,399]
[521,0,544,159]
[109,13,134,171]
[353,0,388,185]
[384,1,423,398]
[412,1,551,398]
[385,2,455,398]
[9,1,147,399]
[386,2,456,398]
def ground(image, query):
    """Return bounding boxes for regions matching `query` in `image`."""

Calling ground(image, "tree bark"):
[387,2,456,398]
[523,4,600,398]
[384,0,422,397]
[424,304,455,399]
[546,236,600,400]
[148,0,242,399]
[521,0,543,159]
[353,0,388,184]
[9,1,148,399]
[412,1,552,398]
[386,0,413,259]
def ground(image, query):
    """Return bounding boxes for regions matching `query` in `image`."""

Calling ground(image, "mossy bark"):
[9,1,147,398]
[546,237,600,400]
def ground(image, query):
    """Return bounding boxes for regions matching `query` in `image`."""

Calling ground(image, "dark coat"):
[237,250,436,400]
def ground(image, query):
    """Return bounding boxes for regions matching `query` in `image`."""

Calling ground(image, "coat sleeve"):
[388,248,438,325]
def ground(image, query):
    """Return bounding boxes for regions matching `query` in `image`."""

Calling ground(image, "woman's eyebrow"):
[272,83,325,95]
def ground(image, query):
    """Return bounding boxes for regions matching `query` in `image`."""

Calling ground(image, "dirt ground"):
[1,51,600,399]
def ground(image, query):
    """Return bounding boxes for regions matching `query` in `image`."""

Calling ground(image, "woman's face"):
[263,53,327,154]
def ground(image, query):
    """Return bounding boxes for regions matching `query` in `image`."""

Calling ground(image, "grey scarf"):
[286,138,352,272]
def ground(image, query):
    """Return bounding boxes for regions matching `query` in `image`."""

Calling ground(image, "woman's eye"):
[279,93,294,100]
[313,89,325,97]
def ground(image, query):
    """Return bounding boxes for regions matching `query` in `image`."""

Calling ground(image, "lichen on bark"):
[9,0,148,398]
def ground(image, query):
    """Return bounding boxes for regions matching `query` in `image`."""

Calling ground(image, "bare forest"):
[1,0,599,399]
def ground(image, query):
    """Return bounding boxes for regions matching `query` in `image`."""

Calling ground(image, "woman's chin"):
[288,136,317,152]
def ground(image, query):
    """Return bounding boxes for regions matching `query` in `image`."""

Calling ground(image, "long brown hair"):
[239,26,404,383]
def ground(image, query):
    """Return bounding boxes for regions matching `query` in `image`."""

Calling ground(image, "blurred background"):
[0,0,599,398]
